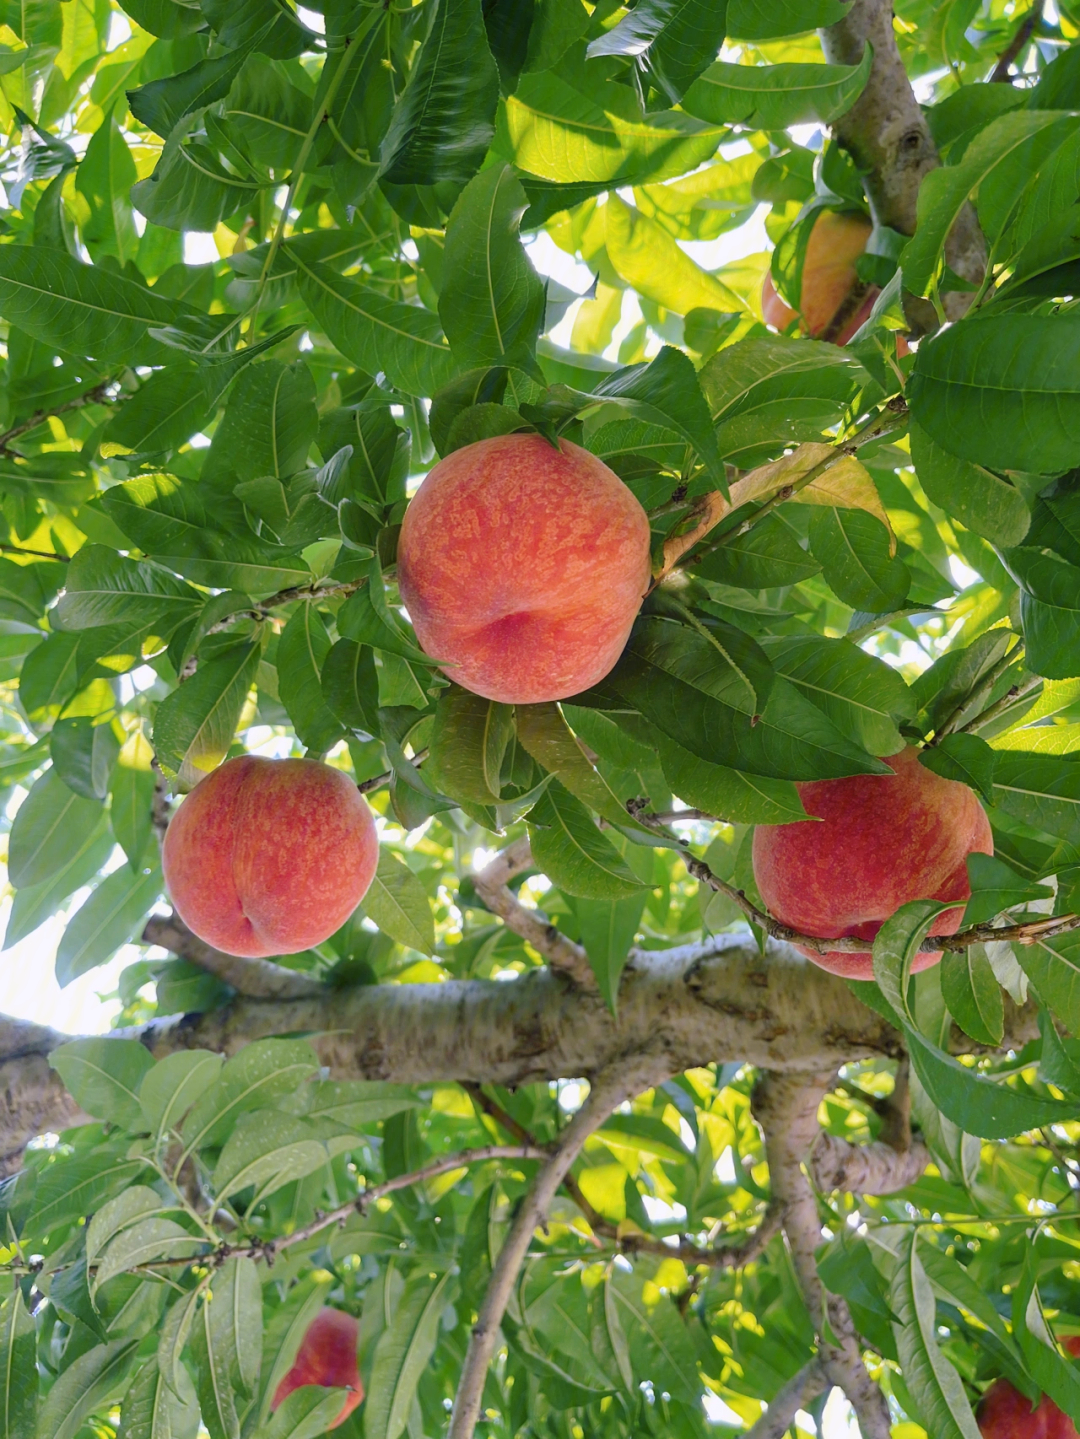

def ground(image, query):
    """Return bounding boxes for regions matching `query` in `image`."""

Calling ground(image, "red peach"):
[978,1339,1080,1438]
[272,1308,364,1430]
[397,433,652,705]
[162,756,378,959]
[752,745,993,979]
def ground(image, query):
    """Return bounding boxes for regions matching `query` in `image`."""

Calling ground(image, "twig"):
[0,544,69,562]
[473,838,595,988]
[991,5,1040,80]
[204,577,365,635]
[954,672,1043,737]
[753,1072,892,1439]
[930,639,1025,742]
[447,1066,646,1439]
[142,913,325,1001]
[357,749,427,795]
[0,379,117,457]
[744,1359,828,1439]
[683,852,1080,955]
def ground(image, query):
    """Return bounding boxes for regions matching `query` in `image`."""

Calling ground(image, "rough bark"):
[820,0,987,324]
[142,915,325,1000]
[0,935,1037,1172]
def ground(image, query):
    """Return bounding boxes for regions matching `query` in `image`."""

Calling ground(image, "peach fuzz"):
[162,756,378,959]
[978,1337,1080,1437]
[752,745,993,980]
[397,432,652,705]
[271,1308,364,1429]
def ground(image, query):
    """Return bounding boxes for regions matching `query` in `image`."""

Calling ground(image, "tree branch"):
[753,1072,892,1439]
[744,1358,828,1439]
[0,379,118,457]
[991,6,1039,81]
[447,1064,655,1439]
[472,838,595,988]
[821,0,986,324]
[142,914,325,1000]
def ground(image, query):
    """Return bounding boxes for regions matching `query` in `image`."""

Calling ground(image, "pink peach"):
[162,756,378,958]
[397,433,652,704]
[272,1308,364,1430]
[752,745,993,979]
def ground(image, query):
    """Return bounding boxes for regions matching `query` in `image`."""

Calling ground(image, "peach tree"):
[0,0,1078,1435]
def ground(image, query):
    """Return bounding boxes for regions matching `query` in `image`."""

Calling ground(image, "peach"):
[762,210,877,344]
[752,745,993,979]
[272,1308,364,1429]
[978,1338,1080,1437]
[162,756,378,959]
[397,433,651,704]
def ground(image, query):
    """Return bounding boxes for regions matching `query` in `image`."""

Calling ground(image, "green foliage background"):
[0,0,1078,1435]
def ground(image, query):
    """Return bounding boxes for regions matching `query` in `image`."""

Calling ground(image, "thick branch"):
[0,935,1039,1167]
[448,1064,654,1439]
[753,1072,892,1439]
[811,1133,929,1195]
[473,838,595,987]
[744,1359,828,1439]
[821,0,986,321]
[142,914,325,1001]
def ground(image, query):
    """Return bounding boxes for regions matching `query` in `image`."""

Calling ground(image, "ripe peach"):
[162,756,378,959]
[397,433,651,705]
[272,1308,364,1429]
[978,1338,1080,1437]
[762,209,876,344]
[752,745,993,979]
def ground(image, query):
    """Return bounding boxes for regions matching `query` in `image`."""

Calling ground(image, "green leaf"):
[50,716,120,800]
[963,852,1054,927]
[428,685,513,805]
[607,1265,699,1403]
[54,545,202,632]
[575,892,647,1014]
[75,106,138,265]
[380,0,499,185]
[110,729,157,869]
[105,360,233,456]
[321,639,380,737]
[909,316,1080,475]
[683,50,871,128]
[907,1027,1077,1139]
[439,165,546,375]
[901,111,1066,297]
[180,1038,319,1155]
[212,1111,331,1204]
[1016,934,1080,1038]
[7,768,104,889]
[624,614,771,716]
[992,750,1080,844]
[50,1038,156,1131]
[888,1231,982,1439]
[153,641,260,785]
[1003,545,1080,682]
[527,780,647,900]
[363,849,436,956]
[204,359,317,484]
[909,419,1030,548]
[128,47,250,138]
[762,633,914,757]
[610,641,889,782]
[1013,1248,1080,1427]
[365,1269,457,1439]
[919,734,997,805]
[0,245,217,366]
[498,65,723,186]
[118,1355,199,1439]
[55,863,162,987]
[38,1340,139,1439]
[296,256,456,398]
[3,823,113,949]
[27,1146,146,1242]
[94,1217,202,1290]
[808,506,910,614]
[337,583,435,666]
[697,512,821,588]
[654,728,808,822]
[299,1080,421,1127]
[0,1286,37,1439]
[516,702,649,830]
[262,1387,351,1439]
[588,0,730,106]
[873,899,954,1028]
[940,946,1005,1046]
[276,608,344,756]
[139,1050,225,1142]
[727,0,847,36]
